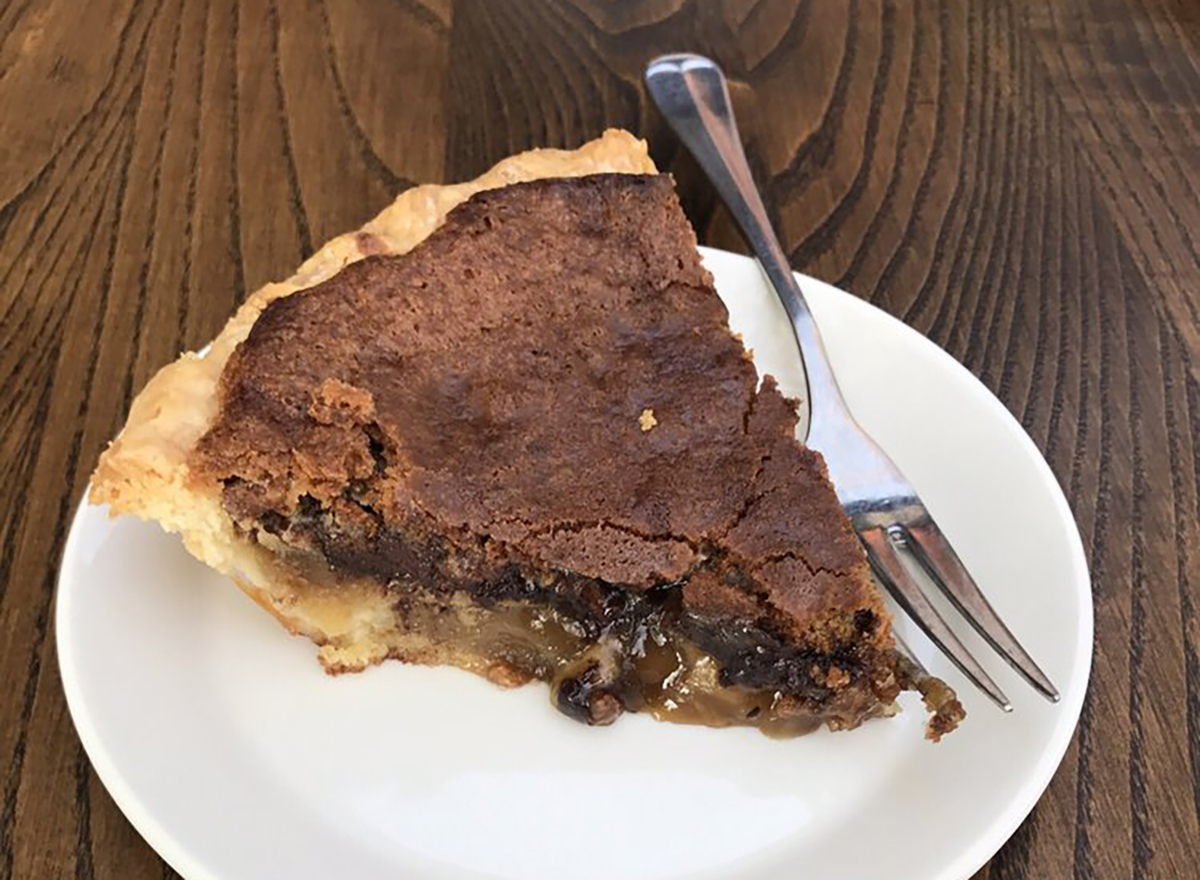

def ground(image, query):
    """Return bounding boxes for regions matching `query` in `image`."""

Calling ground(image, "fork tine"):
[905,516,1060,702]
[859,525,1013,712]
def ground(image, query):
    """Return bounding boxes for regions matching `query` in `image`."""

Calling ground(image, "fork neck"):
[749,241,855,444]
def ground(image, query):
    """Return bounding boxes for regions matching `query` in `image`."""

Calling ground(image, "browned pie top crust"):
[190,174,883,639]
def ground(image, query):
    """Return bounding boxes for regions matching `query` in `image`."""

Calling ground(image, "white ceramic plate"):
[58,248,1091,880]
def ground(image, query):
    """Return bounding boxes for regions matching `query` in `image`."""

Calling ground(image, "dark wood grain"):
[1,1,1197,877]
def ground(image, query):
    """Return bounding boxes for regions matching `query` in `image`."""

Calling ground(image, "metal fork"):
[646,53,1059,710]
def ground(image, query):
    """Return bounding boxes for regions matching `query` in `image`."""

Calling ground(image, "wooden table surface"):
[2,0,1198,877]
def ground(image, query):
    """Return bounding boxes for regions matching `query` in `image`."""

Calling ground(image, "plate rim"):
[57,247,1093,880]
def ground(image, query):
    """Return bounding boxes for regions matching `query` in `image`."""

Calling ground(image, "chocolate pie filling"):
[191,174,963,737]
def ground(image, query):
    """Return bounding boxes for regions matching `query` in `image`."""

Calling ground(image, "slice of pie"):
[91,130,963,739]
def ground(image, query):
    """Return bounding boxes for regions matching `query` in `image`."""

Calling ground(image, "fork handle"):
[645,53,850,441]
